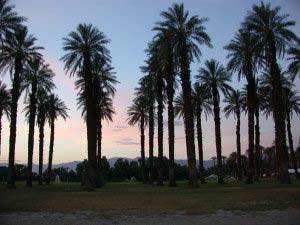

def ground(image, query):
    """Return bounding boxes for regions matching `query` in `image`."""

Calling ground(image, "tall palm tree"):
[196,59,232,184]
[224,30,262,184]
[223,89,243,181]
[135,73,155,184]
[156,3,212,188]
[151,31,177,187]
[127,97,148,184]
[287,38,300,81]
[36,90,48,185]
[61,23,110,187]
[0,0,26,40]
[243,1,297,183]
[45,94,68,184]
[0,81,10,156]
[0,27,42,188]
[22,58,55,187]
[284,88,300,179]
[192,83,211,183]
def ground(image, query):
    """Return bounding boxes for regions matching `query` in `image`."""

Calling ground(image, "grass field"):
[0,179,300,216]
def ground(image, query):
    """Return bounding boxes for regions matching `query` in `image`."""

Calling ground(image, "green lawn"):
[0,179,300,216]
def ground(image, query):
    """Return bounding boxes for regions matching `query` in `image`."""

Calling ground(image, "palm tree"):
[211,156,217,167]
[0,0,26,40]
[22,58,55,187]
[156,3,212,188]
[243,1,297,183]
[284,88,300,179]
[45,94,68,184]
[224,30,262,184]
[136,73,155,184]
[36,90,48,185]
[193,82,211,183]
[196,59,232,184]
[127,97,148,184]
[0,81,10,156]
[287,38,300,81]
[61,23,110,187]
[0,26,42,188]
[223,89,243,181]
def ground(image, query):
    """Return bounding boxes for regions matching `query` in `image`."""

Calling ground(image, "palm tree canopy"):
[285,88,300,118]
[0,81,11,118]
[61,23,110,77]
[0,0,26,40]
[0,26,43,76]
[46,94,69,124]
[174,92,185,120]
[224,30,262,80]
[21,57,55,98]
[154,3,212,63]
[223,89,242,119]
[287,38,300,81]
[192,82,212,119]
[196,59,232,101]
[127,97,148,130]
[242,1,297,59]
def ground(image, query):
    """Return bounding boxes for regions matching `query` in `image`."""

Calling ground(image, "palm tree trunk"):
[179,43,198,188]
[196,107,205,184]
[141,115,146,184]
[7,56,22,189]
[83,55,98,187]
[236,110,242,181]
[46,120,54,184]
[267,36,290,184]
[245,72,255,184]
[286,112,299,179]
[97,119,102,172]
[166,57,176,187]
[38,113,45,185]
[26,84,37,187]
[157,72,164,186]
[254,106,261,181]
[0,110,2,157]
[148,98,154,184]
[212,86,224,184]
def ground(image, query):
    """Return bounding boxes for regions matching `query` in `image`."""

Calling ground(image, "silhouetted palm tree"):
[22,58,55,187]
[193,82,211,183]
[45,94,68,184]
[61,23,110,187]
[127,97,149,184]
[156,3,212,188]
[36,90,48,185]
[211,156,217,167]
[0,81,10,156]
[243,1,297,183]
[0,27,42,188]
[224,30,262,184]
[287,38,300,81]
[223,89,243,181]
[0,0,26,40]
[135,73,155,184]
[284,88,300,179]
[197,59,232,184]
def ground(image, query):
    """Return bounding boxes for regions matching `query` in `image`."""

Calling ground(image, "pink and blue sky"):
[0,0,300,164]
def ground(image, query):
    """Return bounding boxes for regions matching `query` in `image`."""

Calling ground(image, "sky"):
[0,0,300,165]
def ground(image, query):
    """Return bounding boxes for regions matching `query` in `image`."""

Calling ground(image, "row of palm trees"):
[127,2,300,187]
[0,0,69,188]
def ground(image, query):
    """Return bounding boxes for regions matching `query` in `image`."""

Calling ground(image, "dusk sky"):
[1,0,299,165]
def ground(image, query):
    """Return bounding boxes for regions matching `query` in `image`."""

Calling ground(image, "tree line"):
[127,2,300,188]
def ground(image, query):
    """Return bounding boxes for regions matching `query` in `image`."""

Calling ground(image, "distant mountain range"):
[0,157,214,173]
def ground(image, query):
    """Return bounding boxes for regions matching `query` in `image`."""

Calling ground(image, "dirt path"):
[0,209,299,225]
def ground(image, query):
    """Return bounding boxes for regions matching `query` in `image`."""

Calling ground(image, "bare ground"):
[0,209,299,225]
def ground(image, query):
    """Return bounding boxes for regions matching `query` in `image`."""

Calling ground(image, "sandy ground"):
[0,209,299,225]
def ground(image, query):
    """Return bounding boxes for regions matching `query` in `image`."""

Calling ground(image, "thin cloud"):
[116,138,139,146]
